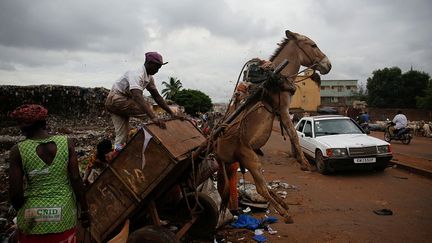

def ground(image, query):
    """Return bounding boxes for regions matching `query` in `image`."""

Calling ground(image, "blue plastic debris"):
[231,214,278,230]
[252,234,267,242]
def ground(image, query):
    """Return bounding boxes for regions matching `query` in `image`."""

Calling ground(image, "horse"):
[215,30,332,223]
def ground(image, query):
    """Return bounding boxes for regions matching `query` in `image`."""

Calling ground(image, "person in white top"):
[390,110,408,137]
[105,52,177,147]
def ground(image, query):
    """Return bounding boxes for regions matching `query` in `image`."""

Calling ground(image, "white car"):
[295,115,392,174]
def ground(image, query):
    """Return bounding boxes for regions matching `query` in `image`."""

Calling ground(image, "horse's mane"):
[269,38,289,62]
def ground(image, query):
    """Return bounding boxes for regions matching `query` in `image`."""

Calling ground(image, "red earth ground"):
[215,127,432,243]
[2,120,431,242]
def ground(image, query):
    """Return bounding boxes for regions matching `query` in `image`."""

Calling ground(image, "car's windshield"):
[314,119,363,137]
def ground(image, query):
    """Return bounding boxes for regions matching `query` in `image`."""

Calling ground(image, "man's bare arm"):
[130,89,158,119]
[131,88,167,128]
[9,145,24,210]
[147,85,174,115]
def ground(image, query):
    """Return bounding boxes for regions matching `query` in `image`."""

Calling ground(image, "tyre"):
[177,192,219,239]
[127,225,179,243]
[315,150,329,175]
[401,135,411,145]
[384,131,391,142]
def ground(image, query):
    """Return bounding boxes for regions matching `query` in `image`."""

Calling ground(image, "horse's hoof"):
[284,216,294,224]
[300,165,309,171]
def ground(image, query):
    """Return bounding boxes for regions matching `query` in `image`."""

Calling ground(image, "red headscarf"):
[10,104,48,124]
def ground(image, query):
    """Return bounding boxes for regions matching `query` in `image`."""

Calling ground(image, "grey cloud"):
[0,0,431,103]
[147,0,279,42]
[0,61,16,71]
[0,46,81,68]
[0,0,148,52]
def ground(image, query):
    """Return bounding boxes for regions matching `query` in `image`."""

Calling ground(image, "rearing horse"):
[215,30,331,223]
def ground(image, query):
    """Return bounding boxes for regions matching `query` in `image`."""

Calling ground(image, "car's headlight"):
[326,148,348,158]
[377,145,391,154]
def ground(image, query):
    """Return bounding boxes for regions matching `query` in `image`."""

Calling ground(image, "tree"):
[366,67,403,108]
[366,67,430,108]
[401,70,430,107]
[172,89,213,116]
[416,80,432,109]
[162,77,183,100]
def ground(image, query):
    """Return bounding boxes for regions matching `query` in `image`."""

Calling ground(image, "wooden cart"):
[82,119,218,243]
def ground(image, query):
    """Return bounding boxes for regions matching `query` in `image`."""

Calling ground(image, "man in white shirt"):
[390,110,408,137]
[105,52,177,148]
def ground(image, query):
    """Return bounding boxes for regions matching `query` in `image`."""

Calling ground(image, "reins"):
[290,64,318,83]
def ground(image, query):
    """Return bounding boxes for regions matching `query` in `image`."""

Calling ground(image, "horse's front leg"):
[279,109,312,171]
[237,146,294,223]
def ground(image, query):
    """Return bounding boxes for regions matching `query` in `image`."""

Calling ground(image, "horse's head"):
[285,30,332,75]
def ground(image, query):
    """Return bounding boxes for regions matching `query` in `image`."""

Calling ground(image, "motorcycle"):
[355,116,370,134]
[384,122,412,144]
[359,122,370,134]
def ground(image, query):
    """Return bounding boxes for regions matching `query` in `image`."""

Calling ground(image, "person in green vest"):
[8,104,90,242]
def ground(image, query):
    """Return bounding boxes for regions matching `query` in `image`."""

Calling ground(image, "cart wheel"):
[127,225,179,243]
[178,192,219,239]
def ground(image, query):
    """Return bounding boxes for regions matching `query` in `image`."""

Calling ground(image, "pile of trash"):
[238,179,298,208]
[0,85,110,126]
[212,179,300,242]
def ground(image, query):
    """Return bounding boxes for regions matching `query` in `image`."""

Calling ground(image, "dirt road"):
[2,119,431,242]
[220,130,432,242]
[369,131,432,161]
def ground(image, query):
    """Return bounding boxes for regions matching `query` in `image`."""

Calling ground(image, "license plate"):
[354,157,376,163]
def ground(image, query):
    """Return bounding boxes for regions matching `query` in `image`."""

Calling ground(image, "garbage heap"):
[0,85,110,127]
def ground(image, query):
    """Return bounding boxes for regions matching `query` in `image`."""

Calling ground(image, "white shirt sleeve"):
[145,76,156,91]
[128,70,145,91]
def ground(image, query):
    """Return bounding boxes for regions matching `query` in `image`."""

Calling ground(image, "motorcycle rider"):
[356,111,370,131]
[390,110,408,137]
[360,111,370,123]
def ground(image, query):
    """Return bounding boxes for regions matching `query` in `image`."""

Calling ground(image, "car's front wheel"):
[315,150,330,175]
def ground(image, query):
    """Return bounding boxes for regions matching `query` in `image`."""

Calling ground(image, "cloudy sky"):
[0,0,431,102]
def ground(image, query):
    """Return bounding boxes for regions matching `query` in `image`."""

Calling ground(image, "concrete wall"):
[290,72,321,111]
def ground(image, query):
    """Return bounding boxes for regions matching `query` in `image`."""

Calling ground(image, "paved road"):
[219,130,432,242]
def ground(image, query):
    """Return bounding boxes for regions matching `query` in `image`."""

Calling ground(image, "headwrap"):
[10,104,48,124]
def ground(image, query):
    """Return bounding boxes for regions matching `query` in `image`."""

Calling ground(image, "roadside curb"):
[389,160,432,179]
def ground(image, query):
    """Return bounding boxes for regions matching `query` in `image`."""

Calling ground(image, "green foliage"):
[366,67,430,108]
[366,67,402,107]
[173,89,213,116]
[402,70,430,107]
[162,77,183,100]
[416,80,432,109]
